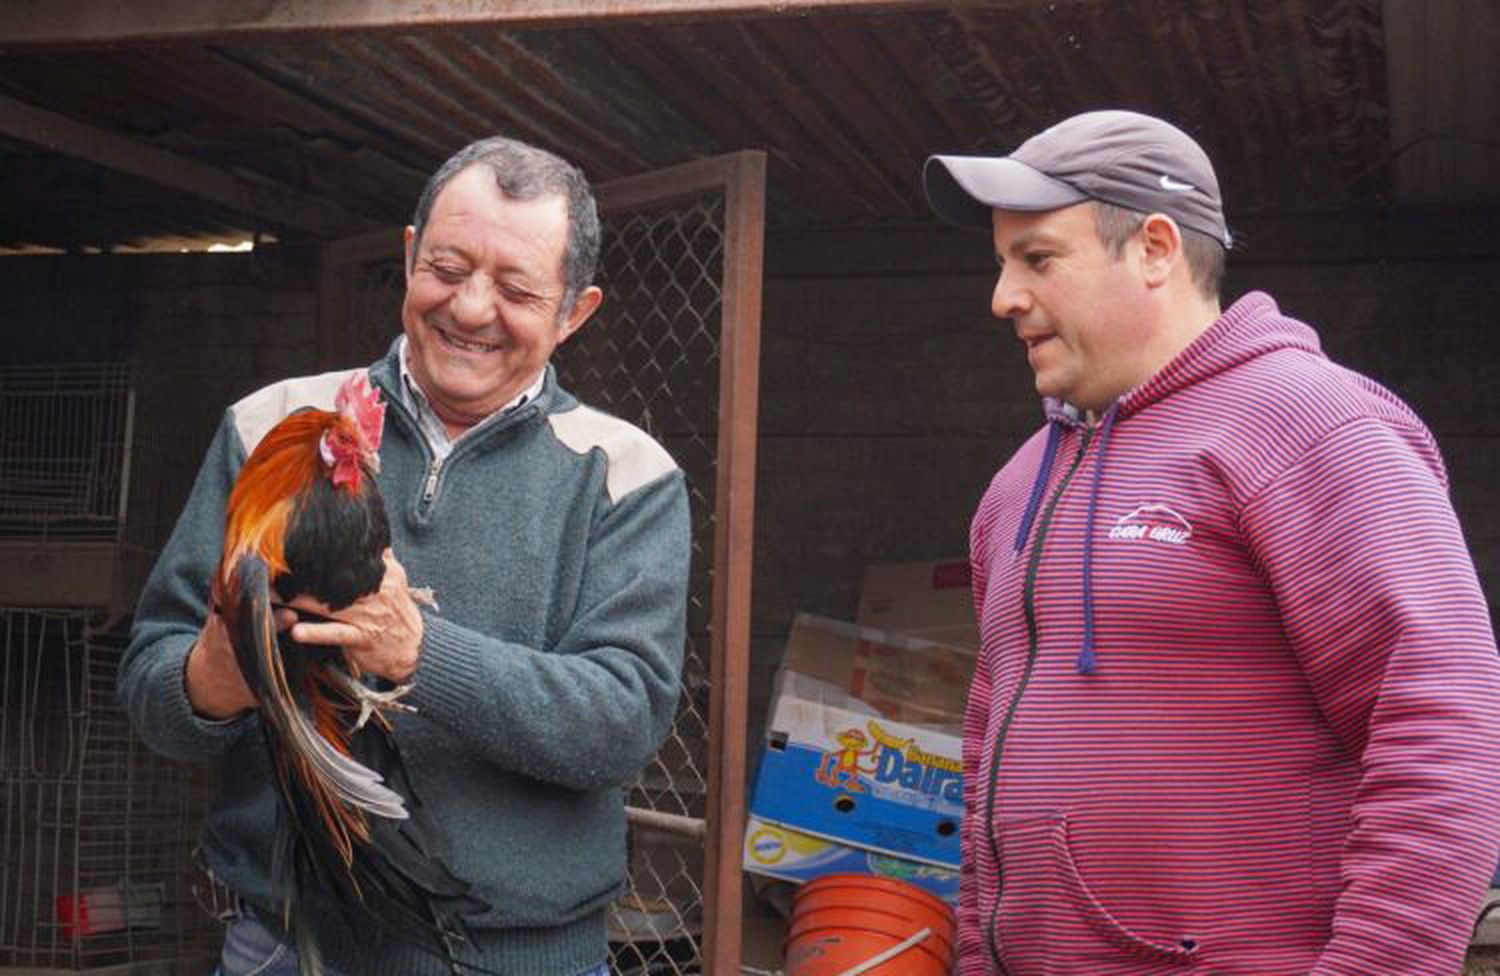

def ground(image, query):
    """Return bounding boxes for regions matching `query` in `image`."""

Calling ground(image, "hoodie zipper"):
[985,425,1093,973]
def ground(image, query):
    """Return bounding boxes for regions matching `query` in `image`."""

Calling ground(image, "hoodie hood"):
[1041,291,1324,425]
[1018,291,1325,674]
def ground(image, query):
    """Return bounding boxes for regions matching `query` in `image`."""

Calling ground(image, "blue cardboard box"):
[748,693,963,869]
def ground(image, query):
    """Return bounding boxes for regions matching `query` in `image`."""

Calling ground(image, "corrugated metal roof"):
[0,0,1493,252]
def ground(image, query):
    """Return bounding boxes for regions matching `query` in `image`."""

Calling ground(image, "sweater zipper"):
[422,458,443,504]
[985,425,1093,973]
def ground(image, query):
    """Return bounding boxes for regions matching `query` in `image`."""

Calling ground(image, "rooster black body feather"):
[273,475,390,612]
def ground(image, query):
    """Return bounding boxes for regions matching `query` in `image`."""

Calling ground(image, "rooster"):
[211,372,483,975]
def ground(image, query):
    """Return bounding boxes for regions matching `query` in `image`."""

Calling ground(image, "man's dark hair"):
[1092,201,1225,301]
[410,137,601,319]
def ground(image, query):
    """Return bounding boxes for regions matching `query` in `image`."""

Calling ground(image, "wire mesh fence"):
[0,364,134,542]
[0,609,220,972]
[566,195,726,976]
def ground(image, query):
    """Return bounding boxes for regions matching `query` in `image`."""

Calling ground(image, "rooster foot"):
[352,680,416,731]
[329,670,418,730]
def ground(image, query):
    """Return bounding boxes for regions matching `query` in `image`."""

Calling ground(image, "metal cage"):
[0,609,220,973]
[0,364,134,542]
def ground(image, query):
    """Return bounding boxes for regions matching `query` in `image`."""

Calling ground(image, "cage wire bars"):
[0,613,220,972]
[0,362,219,971]
[318,150,765,975]
[0,363,134,542]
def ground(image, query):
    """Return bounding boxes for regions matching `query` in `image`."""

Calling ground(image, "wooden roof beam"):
[0,94,366,238]
[0,0,973,48]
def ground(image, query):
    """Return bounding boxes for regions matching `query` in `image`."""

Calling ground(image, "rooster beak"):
[367,452,381,475]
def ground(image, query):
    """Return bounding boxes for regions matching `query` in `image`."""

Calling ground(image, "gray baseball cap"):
[923,110,1231,247]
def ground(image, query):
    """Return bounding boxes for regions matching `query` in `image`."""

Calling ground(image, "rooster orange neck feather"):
[221,410,345,584]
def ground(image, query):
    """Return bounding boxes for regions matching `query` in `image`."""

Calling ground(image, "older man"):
[121,137,690,976]
[924,110,1500,975]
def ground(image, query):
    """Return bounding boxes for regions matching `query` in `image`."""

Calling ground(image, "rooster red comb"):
[335,372,385,455]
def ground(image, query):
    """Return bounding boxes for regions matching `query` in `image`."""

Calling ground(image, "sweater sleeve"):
[1241,417,1500,976]
[957,526,995,976]
[118,412,254,761]
[404,468,691,791]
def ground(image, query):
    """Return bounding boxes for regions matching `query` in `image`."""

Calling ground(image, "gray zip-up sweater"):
[119,341,690,975]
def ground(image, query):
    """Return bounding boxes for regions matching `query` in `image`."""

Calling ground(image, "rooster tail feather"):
[292,914,325,976]
[226,553,277,702]
[227,554,408,822]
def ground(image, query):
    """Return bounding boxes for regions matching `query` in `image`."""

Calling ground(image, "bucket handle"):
[834,926,933,976]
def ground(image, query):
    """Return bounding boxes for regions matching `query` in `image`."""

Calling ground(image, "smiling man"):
[924,111,1500,975]
[400,156,602,437]
[121,137,690,976]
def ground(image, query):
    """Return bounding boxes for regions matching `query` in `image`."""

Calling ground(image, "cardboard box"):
[750,688,963,868]
[779,613,973,732]
[742,813,960,905]
[742,615,967,900]
[856,558,980,653]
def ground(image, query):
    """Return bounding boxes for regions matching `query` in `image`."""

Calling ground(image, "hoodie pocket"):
[994,813,1197,972]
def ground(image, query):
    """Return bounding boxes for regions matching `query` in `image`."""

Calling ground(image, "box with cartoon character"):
[742,813,960,904]
[744,615,968,897]
[748,693,963,868]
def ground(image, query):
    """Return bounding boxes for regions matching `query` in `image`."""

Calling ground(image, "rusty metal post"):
[703,149,764,976]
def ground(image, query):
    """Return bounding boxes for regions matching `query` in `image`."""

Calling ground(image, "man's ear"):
[557,285,604,345]
[403,225,416,281]
[1138,213,1182,289]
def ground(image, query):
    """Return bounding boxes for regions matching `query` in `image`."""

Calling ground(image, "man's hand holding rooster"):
[186,609,259,719]
[287,548,424,683]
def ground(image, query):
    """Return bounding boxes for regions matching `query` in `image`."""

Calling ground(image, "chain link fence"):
[565,195,726,976]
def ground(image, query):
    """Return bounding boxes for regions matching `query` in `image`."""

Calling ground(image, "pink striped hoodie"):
[962,291,1500,975]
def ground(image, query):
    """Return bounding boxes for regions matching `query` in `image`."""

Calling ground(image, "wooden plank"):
[0,94,364,238]
[0,0,972,47]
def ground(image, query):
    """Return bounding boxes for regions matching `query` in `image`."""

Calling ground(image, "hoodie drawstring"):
[1012,421,1063,556]
[1011,406,1120,676]
[1077,404,1119,675]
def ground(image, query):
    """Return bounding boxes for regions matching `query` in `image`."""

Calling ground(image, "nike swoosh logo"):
[1158,174,1196,192]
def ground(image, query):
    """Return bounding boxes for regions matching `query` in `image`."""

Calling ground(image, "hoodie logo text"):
[1109,504,1193,546]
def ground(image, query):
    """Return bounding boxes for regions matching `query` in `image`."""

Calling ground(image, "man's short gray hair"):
[1092,201,1225,301]
[410,137,601,319]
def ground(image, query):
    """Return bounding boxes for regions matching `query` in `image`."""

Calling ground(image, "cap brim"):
[923,155,1088,229]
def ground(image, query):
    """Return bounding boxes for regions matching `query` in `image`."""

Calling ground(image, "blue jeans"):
[212,911,610,976]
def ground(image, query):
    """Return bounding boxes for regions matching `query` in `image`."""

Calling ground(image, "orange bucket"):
[783,874,956,976]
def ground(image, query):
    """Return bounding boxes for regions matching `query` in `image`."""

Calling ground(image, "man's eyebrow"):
[995,232,1033,265]
[1003,230,1063,256]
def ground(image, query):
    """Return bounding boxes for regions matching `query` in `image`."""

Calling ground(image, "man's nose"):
[992,268,1029,320]
[448,275,498,327]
